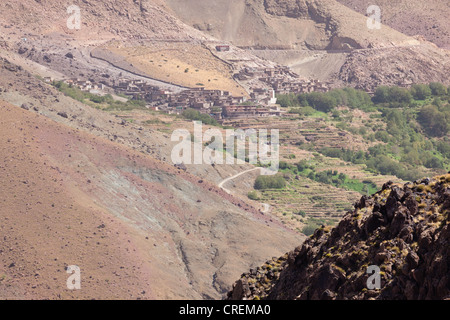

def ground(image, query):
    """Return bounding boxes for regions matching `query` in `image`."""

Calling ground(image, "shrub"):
[247,190,260,200]
[424,156,444,169]
[373,86,412,104]
[411,84,432,100]
[277,93,300,108]
[429,82,447,96]
[302,223,320,236]
[279,161,289,170]
[417,105,449,137]
[295,210,307,217]
[254,175,286,190]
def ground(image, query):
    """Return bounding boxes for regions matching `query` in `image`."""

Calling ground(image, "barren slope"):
[336,0,450,49]
[0,101,304,299]
[160,0,449,90]
[163,0,418,49]
[0,0,248,93]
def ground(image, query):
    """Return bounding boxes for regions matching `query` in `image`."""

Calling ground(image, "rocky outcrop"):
[339,45,450,91]
[263,0,310,19]
[228,174,450,300]
[261,0,417,50]
[336,0,450,49]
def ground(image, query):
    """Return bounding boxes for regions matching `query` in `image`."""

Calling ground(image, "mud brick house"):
[250,88,277,105]
[216,45,230,52]
[222,105,285,120]
[63,78,95,91]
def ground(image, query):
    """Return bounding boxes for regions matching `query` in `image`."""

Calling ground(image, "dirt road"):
[218,167,272,213]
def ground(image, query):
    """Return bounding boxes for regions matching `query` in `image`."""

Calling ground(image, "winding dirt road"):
[218,167,272,213]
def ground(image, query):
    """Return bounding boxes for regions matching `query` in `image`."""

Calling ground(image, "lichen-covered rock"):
[228,174,450,300]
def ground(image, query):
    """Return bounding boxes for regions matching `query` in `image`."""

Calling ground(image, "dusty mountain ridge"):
[338,45,450,90]
[161,0,449,90]
[0,0,203,40]
[0,0,448,91]
[164,0,417,49]
[228,174,450,300]
[336,0,450,49]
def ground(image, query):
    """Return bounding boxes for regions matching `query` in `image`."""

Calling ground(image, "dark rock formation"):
[228,174,450,300]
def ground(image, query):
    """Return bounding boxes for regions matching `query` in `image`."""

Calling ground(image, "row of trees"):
[278,87,373,112]
[320,144,444,181]
[372,83,449,105]
[181,108,219,126]
[52,81,146,110]
[278,82,449,113]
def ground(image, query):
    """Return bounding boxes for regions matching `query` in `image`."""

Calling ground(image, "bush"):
[372,86,391,104]
[254,175,286,190]
[429,82,447,96]
[295,210,307,217]
[182,108,218,126]
[302,223,320,236]
[320,147,343,159]
[417,105,449,137]
[247,191,260,200]
[297,92,337,112]
[436,140,450,159]
[424,156,444,169]
[373,86,412,104]
[279,161,290,170]
[411,84,432,100]
[277,93,300,108]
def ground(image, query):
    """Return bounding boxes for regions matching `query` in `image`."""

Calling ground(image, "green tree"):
[411,84,432,100]
[373,86,391,104]
[429,82,447,96]
[417,105,449,137]
[254,175,286,190]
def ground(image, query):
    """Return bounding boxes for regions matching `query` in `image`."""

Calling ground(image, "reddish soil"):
[0,101,303,299]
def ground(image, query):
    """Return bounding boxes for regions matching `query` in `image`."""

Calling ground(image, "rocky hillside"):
[161,0,450,90]
[336,0,450,49]
[338,45,450,91]
[163,0,417,49]
[0,0,448,91]
[0,0,207,41]
[228,174,450,300]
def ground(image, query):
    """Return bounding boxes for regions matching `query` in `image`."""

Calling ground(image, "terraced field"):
[220,111,409,234]
[255,176,360,233]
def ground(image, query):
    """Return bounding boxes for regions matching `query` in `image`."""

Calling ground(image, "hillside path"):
[218,167,271,213]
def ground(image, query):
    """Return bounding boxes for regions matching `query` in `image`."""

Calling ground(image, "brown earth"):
[0,99,304,300]
[102,41,247,96]
[338,45,450,91]
[0,102,155,299]
[160,0,450,90]
[0,0,448,300]
[336,0,450,49]
[1,0,448,93]
[163,0,418,49]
